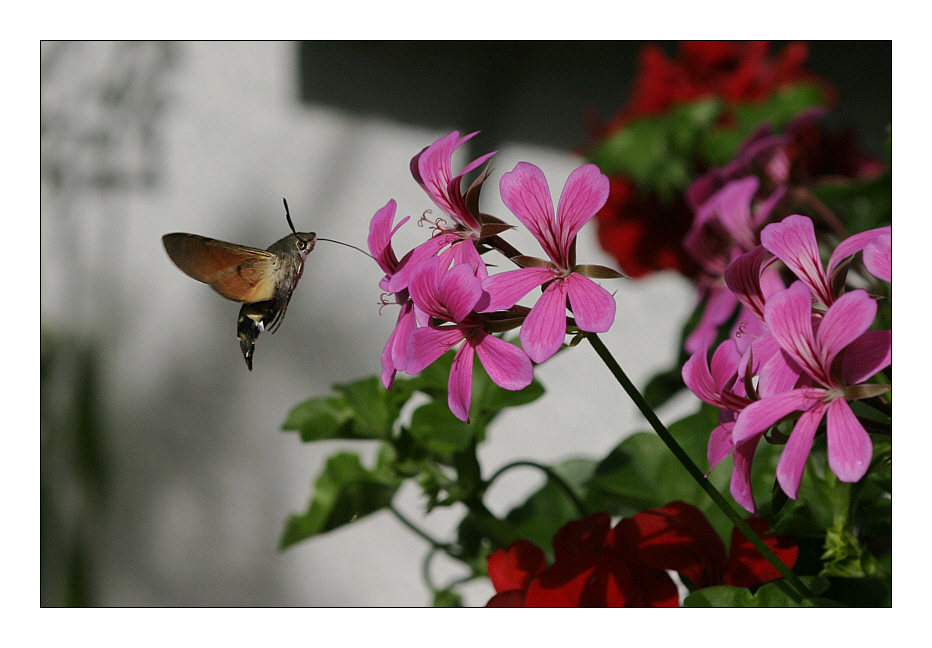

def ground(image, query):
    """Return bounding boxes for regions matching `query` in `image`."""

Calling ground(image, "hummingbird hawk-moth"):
[162,199,316,371]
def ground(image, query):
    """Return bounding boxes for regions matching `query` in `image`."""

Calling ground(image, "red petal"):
[724,517,799,588]
[617,501,727,590]
[487,540,546,593]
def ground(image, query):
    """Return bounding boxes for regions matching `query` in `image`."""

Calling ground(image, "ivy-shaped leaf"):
[279,448,401,549]
[282,376,400,441]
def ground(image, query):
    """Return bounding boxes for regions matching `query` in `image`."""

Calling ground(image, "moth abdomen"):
[237,300,278,371]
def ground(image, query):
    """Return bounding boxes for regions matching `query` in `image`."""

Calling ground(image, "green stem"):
[389,504,453,554]
[487,460,588,518]
[587,333,815,603]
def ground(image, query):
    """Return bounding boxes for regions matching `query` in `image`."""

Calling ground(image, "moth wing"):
[162,233,280,303]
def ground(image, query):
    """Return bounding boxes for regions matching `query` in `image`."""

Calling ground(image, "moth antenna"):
[282,197,313,245]
[282,198,370,258]
[283,198,298,236]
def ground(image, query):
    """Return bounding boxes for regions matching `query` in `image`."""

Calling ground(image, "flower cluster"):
[682,108,885,353]
[368,131,622,421]
[586,41,883,281]
[486,501,798,606]
[683,213,891,513]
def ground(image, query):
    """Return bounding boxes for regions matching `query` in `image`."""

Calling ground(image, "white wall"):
[41,41,696,606]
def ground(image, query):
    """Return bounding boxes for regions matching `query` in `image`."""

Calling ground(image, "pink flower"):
[404,257,533,422]
[368,199,419,389]
[731,281,891,512]
[389,131,497,294]
[481,162,618,363]
[682,339,749,473]
[760,214,891,308]
[368,199,407,291]
[682,175,784,354]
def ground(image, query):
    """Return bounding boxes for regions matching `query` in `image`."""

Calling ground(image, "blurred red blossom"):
[486,501,798,606]
[600,41,834,134]
[588,41,856,279]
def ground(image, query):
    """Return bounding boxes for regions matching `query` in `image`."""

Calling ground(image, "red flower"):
[595,176,702,278]
[486,540,546,607]
[604,41,833,132]
[624,501,799,590]
[485,502,798,607]
[589,41,839,279]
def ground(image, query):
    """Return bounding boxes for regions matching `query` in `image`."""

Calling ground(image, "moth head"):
[283,198,317,257]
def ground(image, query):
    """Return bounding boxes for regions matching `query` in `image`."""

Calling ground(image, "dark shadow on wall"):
[296,41,892,156]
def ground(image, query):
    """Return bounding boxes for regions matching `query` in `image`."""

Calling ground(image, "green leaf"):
[283,375,399,441]
[279,449,401,549]
[585,404,733,535]
[701,83,829,167]
[282,396,355,441]
[431,589,463,607]
[404,347,545,461]
[409,400,477,458]
[684,577,833,607]
[587,100,720,197]
[333,376,398,439]
[684,585,757,607]
[810,172,891,235]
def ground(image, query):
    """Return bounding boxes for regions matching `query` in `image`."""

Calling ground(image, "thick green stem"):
[587,333,815,603]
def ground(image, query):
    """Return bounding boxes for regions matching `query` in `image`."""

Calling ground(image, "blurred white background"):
[39,41,891,606]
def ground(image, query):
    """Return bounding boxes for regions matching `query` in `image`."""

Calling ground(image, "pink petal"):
[411,132,461,207]
[555,164,609,253]
[388,233,456,294]
[443,239,489,280]
[439,262,482,323]
[707,422,735,473]
[711,177,759,250]
[520,280,569,364]
[412,132,490,231]
[826,398,873,482]
[710,339,741,388]
[862,230,891,282]
[380,337,397,390]
[764,282,821,381]
[685,283,739,354]
[724,246,770,322]
[761,215,832,307]
[730,306,769,355]
[381,300,417,388]
[827,226,891,280]
[448,341,475,422]
[751,185,786,229]
[682,343,721,406]
[841,330,891,385]
[816,289,876,371]
[500,162,560,262]
[755,333,805,398]
[473,330,533,391]
[731,435,763,515]
[368,199,408,275]
[776,404,825,499]
[406,325,464,376]
[480,266,552,312]
[732,388,818,444]
[564,273,615,333]
[407,257,448,320]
